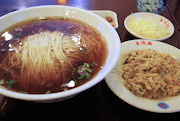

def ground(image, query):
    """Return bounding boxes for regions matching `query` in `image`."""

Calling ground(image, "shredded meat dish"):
[122,49,180,99]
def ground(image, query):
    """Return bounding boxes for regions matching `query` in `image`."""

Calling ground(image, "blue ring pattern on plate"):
[157,102,169,109]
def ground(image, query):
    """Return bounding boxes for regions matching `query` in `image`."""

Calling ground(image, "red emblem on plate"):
[147,42,152,45]
[136,41,140,45]
[141,40,146,45]
[136,41,152,46]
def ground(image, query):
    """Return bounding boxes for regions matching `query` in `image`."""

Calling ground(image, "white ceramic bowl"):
[0,5,121,102]
[124,12,174,41]
[105,39,180,113]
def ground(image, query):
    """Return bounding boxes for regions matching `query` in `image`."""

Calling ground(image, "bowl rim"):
[0,5,121,101]
[124,12,175,41]
[105,39,180,113]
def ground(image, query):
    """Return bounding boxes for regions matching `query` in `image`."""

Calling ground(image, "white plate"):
[124,12,174,41]
[105,39,180,113]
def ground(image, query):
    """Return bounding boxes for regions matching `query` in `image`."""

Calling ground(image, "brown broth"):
[0,17,107,94]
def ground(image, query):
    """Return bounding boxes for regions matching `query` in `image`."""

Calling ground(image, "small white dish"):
[105,39,180,113]
[124,12,174,41]
[91,10,118,29]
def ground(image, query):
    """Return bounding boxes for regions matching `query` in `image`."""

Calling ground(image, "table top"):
[0,0,180,120]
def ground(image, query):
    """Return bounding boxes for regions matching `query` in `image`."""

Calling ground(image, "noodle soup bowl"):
[105,39,180,113]
[0,5,121,102]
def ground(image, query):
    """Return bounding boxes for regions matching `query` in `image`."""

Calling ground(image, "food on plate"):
[105,16,113,23]
[121,49,180,99]
[127,15,171,39]
[0,17,107,94]
[105,16,115,27]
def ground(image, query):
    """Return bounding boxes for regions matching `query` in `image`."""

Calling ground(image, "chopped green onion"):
[9,80,15,85]
[33,21,37,24]
[31,81,35,85]
[39,20,43,23]
[89,63,93,66]
[76,62,96,80]
[81,48,86,54]
[60,17,65,20]
[16,32,21,36]
[86,74,91,79]
[6,80,15,88]
[21,91,28,94]
[79,75,85,79]
[85,63,90,68]
[73,68,77,71]
[5,72,9,75]
[49,19,53,21]
[73,80,77,85]
[92,62,98,66]
[45,90,51,94]
[0,79,5,85]
[8,85,11,88]
[139,89,142,92]
[86,68,92,73]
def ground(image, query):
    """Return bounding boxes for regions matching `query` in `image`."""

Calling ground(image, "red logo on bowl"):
[157,102,169,109]
[160,18,169,28]
[136,40,152,46]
